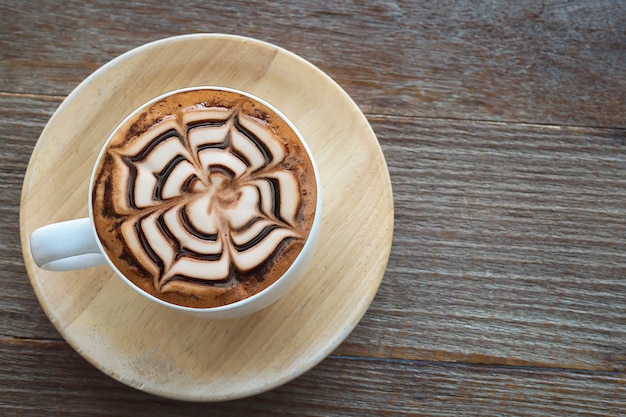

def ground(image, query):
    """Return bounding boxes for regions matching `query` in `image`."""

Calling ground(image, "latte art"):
[92,89,317,308]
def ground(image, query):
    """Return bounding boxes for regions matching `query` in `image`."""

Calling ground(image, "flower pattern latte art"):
[105,105,305,293]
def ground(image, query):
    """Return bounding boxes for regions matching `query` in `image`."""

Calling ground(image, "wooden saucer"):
[19,34,393,401]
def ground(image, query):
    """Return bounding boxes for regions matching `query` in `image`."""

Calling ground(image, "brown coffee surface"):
[92,89,317,308]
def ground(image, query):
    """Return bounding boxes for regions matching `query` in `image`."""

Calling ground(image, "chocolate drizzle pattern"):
[98,100,310,297]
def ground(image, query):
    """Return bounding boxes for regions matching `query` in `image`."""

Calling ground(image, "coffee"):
[91,89,317,308]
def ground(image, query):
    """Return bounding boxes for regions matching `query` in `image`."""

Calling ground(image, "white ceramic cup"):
[29,86,322,319]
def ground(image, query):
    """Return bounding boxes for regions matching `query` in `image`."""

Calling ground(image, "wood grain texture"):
[1,1,626,127]
[337,116,626,372]
[1,339,623,417]
[1,0,625,414]
[0,94,61,340]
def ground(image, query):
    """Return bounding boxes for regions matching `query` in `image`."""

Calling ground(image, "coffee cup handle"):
[30,218,107,271]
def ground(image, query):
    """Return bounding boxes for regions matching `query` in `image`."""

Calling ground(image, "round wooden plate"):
[19,34,393,401]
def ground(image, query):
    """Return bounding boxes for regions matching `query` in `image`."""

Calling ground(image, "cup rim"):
[87,85,322,314]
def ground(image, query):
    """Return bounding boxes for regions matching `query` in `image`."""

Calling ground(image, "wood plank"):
[336,115,626,372]
[1,1,625,127]
[3,1,625,414]
[2,94,626,372]
[0,338,623,416]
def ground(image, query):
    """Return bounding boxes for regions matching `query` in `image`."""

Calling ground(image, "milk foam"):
[108,105,303,291]
[92,89,317,308]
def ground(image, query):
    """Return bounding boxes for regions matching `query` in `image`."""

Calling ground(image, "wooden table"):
[1,1,624,415]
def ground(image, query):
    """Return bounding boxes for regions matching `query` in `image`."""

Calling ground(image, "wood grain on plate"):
[17,34,394,402]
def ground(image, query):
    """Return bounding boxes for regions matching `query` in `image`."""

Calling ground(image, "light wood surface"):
[1,0,625,415]
[19,34,393,401]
